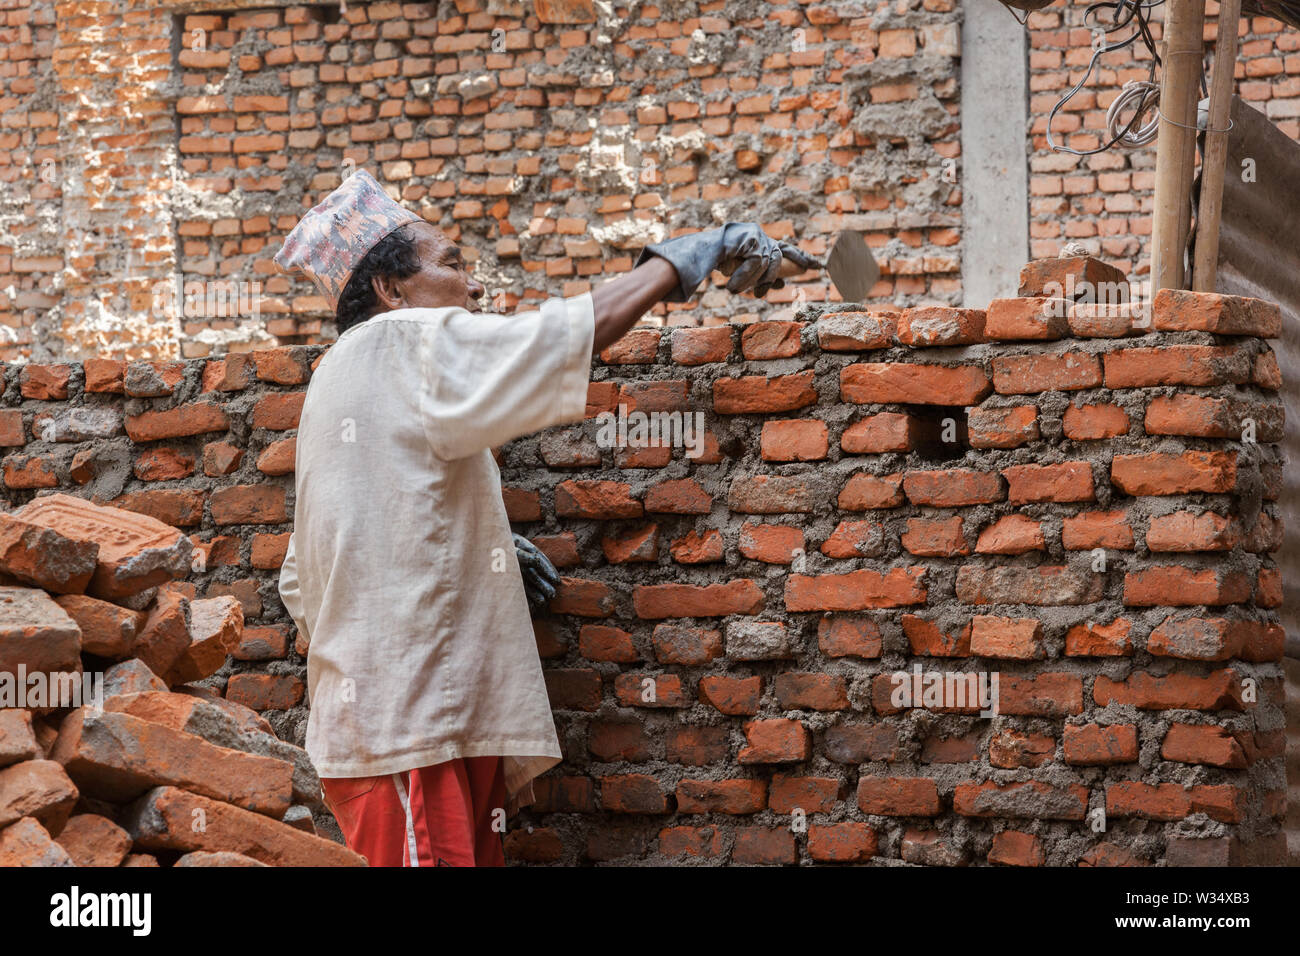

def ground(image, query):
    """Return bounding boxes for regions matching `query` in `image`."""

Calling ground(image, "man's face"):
[373,221,485,312]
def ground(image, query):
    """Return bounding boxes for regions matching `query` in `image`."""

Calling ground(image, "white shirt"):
[277,293,595,797]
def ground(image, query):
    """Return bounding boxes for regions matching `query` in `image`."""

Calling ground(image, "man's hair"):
[335,225,421,333]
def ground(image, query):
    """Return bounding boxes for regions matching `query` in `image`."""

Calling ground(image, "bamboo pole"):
[1191,0,1242,292]
[1150,0,1207,293]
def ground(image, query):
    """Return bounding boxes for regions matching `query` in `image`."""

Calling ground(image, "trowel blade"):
[826,231,878,303]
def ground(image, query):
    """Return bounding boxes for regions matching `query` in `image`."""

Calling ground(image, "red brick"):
[989,830,1044,866]
[895,306,985,346]
[732,828,798,865]
[20,365,71,400]
[1161,723,1251,768]
[54,813,132,867]
[774,672,849,711]
[841,412,920,453]
[969,615,1044,659]
[1111,452,1236,496]
[1018,256,1128,297]
[1106,782,1243,823]
[903,469,1003,506]
[643,478,711,514]
[0,759,78,834]
[556,480,643,519]
[1061,510,1133,550]
[991,353,1101,393]
[741,321,803,359]
[210,485,287,524]
[975,514,1044,554]
[808,823,877,862]
[1103,345,1248,388]
[0,513,98,594]
[760,419,827,461]
[1002,461,1093,503]
[738,719,811,763]
[126,402,230,441]
[984,296,1067,340]
[633,580,764,619]
[1093,669,1245,710]
[1065,618,1133,656]
[599,328,660,364]
[953,781,1088,819]
[902,516,970,557]
[967,405,1039,448]
[15,494,191,599]
[698,675,762,715]
[838,472,905,510]
[1062,402,1129,440]
[1152,289,1280,336]
[51,709,291,817]
[857,777,940,816]
[840,363,990,405]
[714,371,817,413]
[785,567,926,611]
[1063,723,1138,765]
[669,529,724,564]
[1146,511,1239,552]
[225,673,304,711]
[670,326,732,365]
[675,778,766,814]
[550,578,615,617]
[820,520,883,558]
[1123,567,1251,606]
[125,786,364,865]
[601,774,667,813]
[817,615,882,658]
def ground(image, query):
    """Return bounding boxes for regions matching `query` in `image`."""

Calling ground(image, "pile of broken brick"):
[0,493,363,866]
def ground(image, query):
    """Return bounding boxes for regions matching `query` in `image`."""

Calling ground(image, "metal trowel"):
[777,230,878,303]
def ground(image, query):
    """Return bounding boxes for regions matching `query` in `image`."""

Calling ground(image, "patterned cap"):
[273,169,423,312]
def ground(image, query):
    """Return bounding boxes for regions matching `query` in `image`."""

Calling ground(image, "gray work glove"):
[514,533,560,613]
[635,222,820,303]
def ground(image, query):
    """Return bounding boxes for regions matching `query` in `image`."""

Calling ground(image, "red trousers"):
[321,756,507,867]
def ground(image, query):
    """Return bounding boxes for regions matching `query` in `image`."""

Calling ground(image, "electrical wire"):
[1045,0,1169,155]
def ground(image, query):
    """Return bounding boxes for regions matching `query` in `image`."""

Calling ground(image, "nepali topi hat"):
[273,169,423,312]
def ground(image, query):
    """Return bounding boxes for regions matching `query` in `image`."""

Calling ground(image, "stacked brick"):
[0,492,361,866]
[497,256,1287,866]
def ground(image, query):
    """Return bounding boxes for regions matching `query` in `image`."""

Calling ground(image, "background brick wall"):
[4,0,1297,361]
[0,263,1285,864]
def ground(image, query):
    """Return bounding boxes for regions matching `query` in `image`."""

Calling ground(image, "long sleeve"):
[277,532,311,648]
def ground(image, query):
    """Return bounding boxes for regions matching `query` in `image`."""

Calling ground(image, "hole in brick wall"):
[907,406,969,461]
[320,4,344,25]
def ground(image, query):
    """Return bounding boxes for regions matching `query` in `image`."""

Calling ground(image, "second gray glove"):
[635,222,819,303]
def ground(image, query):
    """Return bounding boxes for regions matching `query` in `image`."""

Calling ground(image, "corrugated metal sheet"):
[1211,95,1300,652]
[1207,94,1300,864]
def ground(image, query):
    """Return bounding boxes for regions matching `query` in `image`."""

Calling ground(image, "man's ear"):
[371,272,405,311]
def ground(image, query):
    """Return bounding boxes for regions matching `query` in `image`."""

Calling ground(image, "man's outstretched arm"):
[591,222,819,355]
[589,255,679,355]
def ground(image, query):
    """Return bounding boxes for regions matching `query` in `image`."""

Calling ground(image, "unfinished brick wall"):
[498,265,1287,866]
[0,260,1287,865]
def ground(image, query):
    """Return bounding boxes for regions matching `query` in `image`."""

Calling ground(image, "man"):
[274,169,816,866]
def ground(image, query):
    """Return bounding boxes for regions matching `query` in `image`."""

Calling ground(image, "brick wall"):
[4,0,1299,361]
[495,267,1287,866]
[1,259,1283,865]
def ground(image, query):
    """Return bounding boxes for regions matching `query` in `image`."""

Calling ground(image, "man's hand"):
[514,533,560,613]
[635,222,819,302]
